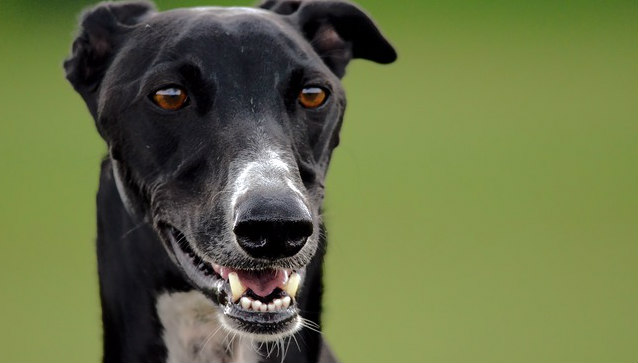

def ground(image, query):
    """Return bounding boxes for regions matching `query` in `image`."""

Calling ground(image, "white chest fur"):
[156,291,259,363]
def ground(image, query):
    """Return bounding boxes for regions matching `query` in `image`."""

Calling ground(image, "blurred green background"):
[0,0,636,362]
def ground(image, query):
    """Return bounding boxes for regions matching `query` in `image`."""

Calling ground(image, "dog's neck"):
[96,160,328,363]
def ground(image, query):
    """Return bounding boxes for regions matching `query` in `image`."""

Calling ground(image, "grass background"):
[0,0,636,362]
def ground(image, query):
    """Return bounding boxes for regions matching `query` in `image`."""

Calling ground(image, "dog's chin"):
[160,225,304,341]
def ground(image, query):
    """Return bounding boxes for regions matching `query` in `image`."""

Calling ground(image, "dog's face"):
[65,0,395,340]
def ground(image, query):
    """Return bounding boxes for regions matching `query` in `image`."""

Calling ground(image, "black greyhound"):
[65,1,395,362]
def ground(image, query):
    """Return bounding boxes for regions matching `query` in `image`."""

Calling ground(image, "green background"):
[0,1,636,362]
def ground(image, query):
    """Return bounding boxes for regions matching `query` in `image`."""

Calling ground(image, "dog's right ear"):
[64,1,155,99]
[260,0,396,78]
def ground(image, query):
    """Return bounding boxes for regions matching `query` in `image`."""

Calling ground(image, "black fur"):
[65,1,395,362]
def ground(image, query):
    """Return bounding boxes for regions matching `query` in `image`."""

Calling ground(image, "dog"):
[64,1,395,362]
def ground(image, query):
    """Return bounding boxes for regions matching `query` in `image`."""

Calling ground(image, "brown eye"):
[298,87,328,109]
[152,87,188,111]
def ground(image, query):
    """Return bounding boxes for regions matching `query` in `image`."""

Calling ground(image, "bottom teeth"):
[240,297,251,309]
[224,270,300,312]
[239,296,291,312]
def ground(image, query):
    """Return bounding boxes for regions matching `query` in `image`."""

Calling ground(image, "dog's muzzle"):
[161,188,314,339]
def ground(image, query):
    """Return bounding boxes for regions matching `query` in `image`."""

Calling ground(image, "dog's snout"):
[233,192,313,259]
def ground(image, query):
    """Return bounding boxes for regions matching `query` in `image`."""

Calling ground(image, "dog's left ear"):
[64,1,156,109]
[261,0,397,78]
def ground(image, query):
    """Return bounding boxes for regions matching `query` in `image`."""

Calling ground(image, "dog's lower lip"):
[163,224,300,328]
[223,303,298,331]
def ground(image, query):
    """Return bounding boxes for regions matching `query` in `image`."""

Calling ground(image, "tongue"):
[222,268,288,297]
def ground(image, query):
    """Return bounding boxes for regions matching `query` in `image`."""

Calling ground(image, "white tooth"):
[273,299,282,308]
[228,272,247,302]
[267,303,276,312]
[251,300,262,311]
[259,304,268,312]
[240,297,251,309]
[282,296,291,308]
[284,272,301,298]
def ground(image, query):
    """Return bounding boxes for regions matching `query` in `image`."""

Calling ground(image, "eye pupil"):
[152,87,188,111]
[299,87,327,108]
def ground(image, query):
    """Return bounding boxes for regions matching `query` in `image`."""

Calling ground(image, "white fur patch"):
[230,149,308,212]
[156,291,258,363]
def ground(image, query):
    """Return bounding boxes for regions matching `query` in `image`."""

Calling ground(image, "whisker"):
[277,339,282,358]
[222,330,233,354]
[229,332,238,354]
[282,337,292,363]
[256,341,265,357]
[120,221,146,239]
[266,341,275,358]
[199,324,224,357]
[299,318,323,334]
[292,333,301,352]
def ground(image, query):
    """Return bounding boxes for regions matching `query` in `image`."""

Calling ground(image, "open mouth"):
[162,225,302,337]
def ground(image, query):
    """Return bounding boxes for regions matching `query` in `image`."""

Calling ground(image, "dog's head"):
[65,0,395,339]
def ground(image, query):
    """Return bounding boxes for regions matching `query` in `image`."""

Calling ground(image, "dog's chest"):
[156,291,258,363]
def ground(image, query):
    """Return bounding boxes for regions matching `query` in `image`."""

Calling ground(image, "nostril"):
[233,219,313,258]
[233,221,268,248]
[278,220,313,247]
[288,219,313,239]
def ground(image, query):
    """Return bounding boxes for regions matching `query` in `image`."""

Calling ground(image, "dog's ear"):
[259,0,303,15]
[64,1,155,95]
[260,0,397,78]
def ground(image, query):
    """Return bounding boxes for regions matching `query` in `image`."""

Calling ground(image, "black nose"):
[233,192,313,259]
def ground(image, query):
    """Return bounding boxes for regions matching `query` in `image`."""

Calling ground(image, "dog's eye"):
[298,87,328,109]
[152,87,188,111]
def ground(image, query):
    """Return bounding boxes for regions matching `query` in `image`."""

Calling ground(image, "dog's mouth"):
[162,225,302,338]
